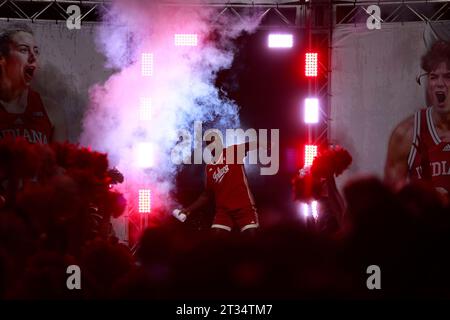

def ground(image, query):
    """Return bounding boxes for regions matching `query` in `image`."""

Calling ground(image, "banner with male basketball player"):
[330,20,450,188]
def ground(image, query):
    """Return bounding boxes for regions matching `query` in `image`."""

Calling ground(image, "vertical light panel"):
[299,202,318,219]
[304,145,318,167]
[141,53,153,77]
[304,98,319,124]
[311,200,318,220]
[139,97,152,121]
[305,52,318,77]
[268,34,293,48]
[136,142,154,168]
[174,34,198,46]
[302,203,309,218]
[138,189,151,213]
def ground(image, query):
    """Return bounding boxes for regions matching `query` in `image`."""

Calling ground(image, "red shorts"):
[211,206,259,232]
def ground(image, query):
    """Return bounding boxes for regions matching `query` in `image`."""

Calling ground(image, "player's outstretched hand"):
[172,208,188,222]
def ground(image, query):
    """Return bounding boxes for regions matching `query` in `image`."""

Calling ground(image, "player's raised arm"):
[384,115,414,190]
[227,140,259,164]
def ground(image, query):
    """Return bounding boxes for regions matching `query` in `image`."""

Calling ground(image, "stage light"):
[305,52,318,77]
[136,142,154,168]
[268,34,293,48]
[311,200,318,220]
[302,202,309,218]
[174,33,198,46]
[139,97,152,121]
[141,53,153,77]
[299,201,318,219]
[138,189,151,213]
[304,145,317,167]
[304,98,319,124]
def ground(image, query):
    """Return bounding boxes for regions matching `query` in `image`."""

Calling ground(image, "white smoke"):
[80,0,261,211]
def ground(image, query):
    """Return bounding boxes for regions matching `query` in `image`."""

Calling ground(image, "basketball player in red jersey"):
[385,40,450,199]
[177,131,260,234]
[0,24,66,143]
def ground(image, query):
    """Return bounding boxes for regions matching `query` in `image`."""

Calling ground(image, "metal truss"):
[165,2,331,30]
[3,1,446,27]
[0,0,110,23]
[0,1,334,29]
[311,31,332,147]
[335,0,450,25]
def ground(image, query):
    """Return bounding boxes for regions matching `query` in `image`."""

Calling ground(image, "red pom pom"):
[330,146,352,176]
[311,145,352,178]
[292,145,352,201]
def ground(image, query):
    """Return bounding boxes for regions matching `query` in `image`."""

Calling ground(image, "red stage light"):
[305,52,318,77]
[138,189,151,213]
[174,34,198,46]
[139,97,152,121]
[141,53,153,77]
[304,144,317,167]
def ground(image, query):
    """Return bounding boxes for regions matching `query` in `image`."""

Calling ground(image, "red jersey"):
[0,89,53,144]
[408,107,450,192]
[206,145,255,211]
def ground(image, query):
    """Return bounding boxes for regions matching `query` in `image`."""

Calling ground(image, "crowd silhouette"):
[1,138,450,299]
